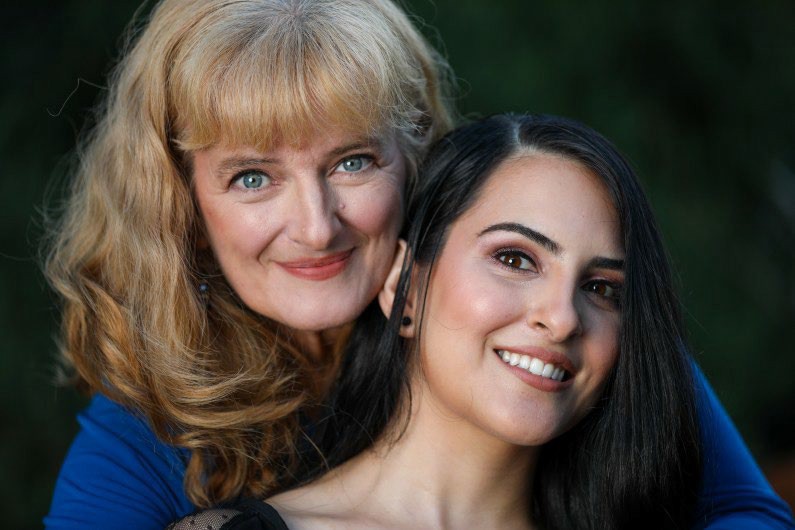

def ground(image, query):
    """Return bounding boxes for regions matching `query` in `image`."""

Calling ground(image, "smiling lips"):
[495,347,575,391]
[276,249,354,281]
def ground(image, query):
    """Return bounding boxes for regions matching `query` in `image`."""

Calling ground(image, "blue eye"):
[495,250,536,271]
[335,155,373,173]
[233,170,271,190]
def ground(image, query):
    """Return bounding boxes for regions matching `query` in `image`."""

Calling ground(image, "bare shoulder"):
[267,482,343,529]
[267,470,379,530]
[266,450,393,530]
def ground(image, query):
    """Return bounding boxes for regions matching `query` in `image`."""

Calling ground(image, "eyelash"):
[582,279,622,308]
[230,169,271,192]
[492,248,538,273]
[334,154,376,174]
[228,153,378,192]
[492,248,623,306]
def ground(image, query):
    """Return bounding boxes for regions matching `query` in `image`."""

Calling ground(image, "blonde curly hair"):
[45,0,453,506]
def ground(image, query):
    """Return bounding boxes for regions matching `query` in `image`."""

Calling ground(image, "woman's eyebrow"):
[216,156,276,175]
[328,137,384,158]
[478,222,561,255]
[588,256,625,271]
[213,137,384,176]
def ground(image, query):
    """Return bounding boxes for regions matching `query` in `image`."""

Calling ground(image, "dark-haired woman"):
[171,114,794,530]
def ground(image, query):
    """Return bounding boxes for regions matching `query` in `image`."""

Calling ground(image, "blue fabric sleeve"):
[692,364,795,529]
[44,394,195,530]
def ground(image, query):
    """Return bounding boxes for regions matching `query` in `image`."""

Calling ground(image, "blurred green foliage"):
[1,1,793,527]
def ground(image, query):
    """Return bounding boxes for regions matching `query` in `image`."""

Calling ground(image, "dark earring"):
[198,281,210,306]
[401,316,412,327]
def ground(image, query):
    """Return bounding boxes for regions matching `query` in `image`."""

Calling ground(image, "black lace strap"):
[166,508,241,530]
[223,498,290,530]
[166,499,289,530]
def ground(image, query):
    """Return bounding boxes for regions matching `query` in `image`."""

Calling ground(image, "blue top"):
[45,366,794,530]
[44,395,193,529]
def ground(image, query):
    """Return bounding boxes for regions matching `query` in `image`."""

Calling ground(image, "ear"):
[378,239,416,338]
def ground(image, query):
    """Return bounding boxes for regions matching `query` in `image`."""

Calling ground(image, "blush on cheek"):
[469,294,512,324]
[345,184,403,235]
[430,267,514,331]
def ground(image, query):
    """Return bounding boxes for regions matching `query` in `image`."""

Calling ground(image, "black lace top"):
[166,499,289,530]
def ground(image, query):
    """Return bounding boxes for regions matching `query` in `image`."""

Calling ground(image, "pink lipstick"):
[276,249,353,281]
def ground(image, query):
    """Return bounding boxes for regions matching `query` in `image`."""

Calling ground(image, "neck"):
[290,324,352,398]
[292,330,332,360]
[273,380,537,530]
[291,321,355,359]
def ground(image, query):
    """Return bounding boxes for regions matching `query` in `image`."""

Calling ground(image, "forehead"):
[458,154,622,253]
[193,124,396,164]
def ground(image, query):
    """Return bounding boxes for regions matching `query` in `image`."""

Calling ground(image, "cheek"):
[427,260,517,337]
[595,313,621,366]
[582,311,621,391]
[200,199,276,267]
[340,179,404,239]
[199,202,229,243]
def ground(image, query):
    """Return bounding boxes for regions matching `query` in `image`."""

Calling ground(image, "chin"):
[276,305,360,333]
[244,290,366,332]
[492,424,563,448]
[300,296,381,332]
[483,406,571,447]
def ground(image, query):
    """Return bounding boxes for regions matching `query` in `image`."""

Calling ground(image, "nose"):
[286,177,341,250]
[526,279,583,342]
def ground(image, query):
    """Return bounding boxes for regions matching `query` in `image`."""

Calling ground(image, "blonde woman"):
[45,1,791,529]
[45,0,451,527]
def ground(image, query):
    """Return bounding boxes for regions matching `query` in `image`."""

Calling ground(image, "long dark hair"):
[306,114,702,529]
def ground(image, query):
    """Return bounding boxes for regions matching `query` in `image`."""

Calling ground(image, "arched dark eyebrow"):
[588,257,624,271]
[478,222,625,271]
[478,222,561,255]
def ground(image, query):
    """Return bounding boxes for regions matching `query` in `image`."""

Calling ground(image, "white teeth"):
[497,350,567,382]
[528,358,543,375]
[541,363,555,378]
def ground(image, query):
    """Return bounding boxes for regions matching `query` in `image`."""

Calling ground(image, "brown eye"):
[496,250,534,271]
[584,281,621,303]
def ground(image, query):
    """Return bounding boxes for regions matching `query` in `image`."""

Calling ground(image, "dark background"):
[2,1,793,527]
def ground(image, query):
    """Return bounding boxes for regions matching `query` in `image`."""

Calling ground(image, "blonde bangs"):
[170,1,425,152]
